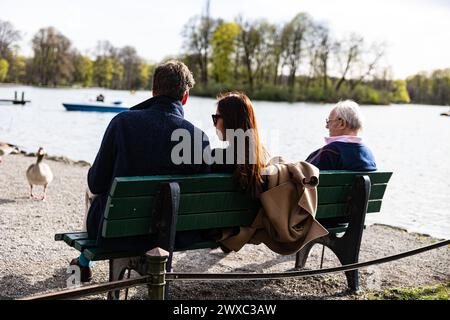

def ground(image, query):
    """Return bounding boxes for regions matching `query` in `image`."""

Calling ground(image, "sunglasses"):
[211,114,222,126]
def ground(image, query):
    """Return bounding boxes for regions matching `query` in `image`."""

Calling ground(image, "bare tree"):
[182,0,215,85]
[0,20,21,60]
[312,24,334,92]
[349,42,386,90]
[334,33,364,91]
[281,13,313,92]
[119,46,140,89]
[236,17,262,90]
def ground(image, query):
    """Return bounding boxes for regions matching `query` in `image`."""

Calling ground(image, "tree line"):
[0,9,448,106]
[0,21,154,90]
[406,69,450,106]
[180,3,412,105]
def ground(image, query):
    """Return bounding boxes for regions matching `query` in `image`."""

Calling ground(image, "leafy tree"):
[31,27,74,86]
[93,56,113,88]
[430,69,450,105]
[6,54,26,83]
[138,62,154,89]
[391,80,410,103]
[211,22,240,84]
[73,55,93,87]
[406,73,431,103]
[110,58,124,89]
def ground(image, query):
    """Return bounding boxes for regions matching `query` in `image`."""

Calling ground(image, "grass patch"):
[369,283,449,300]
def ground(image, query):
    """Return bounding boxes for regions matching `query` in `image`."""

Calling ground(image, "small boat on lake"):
[62,100,129,113]
[440,110,450,116]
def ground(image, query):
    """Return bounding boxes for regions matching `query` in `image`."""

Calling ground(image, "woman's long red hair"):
[217,92,266,197]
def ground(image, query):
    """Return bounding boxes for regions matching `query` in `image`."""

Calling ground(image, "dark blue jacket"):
[306,141,377,171]
[86,95,211,245]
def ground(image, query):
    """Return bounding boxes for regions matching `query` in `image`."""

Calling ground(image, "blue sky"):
[1,0,449,78]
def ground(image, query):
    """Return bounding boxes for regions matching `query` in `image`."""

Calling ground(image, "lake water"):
[1,85,449,239]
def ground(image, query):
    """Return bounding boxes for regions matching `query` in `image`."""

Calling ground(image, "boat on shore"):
[62,101,129,113]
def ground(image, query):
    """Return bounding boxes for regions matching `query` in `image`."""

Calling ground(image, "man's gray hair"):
[333,100,364,131]
[152,60,195,101]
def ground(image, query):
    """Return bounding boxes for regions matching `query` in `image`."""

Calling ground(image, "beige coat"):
[220,157,329,255]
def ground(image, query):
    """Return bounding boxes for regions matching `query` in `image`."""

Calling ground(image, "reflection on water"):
[0,85,449,239]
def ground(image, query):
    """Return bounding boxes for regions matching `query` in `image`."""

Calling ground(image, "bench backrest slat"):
[101,171,392,238]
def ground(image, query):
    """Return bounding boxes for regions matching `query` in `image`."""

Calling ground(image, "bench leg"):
[295,175,370,292]
[107,258,131,300]
[324,175,371,292]
[295,241,316,269]
[151,182,180,300]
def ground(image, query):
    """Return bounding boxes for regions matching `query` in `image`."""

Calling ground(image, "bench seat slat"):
[102,210,256,238]
[317,200,382,219]
[110,174,237,197]
[55,232,87,242]
[105,192,260,220]
[318,184,387,204]
[318,171,392,186]
[62,232,89,247]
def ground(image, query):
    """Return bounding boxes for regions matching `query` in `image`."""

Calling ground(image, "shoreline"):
[3,83,450,107]
[0,152,448,300]
[0,83,409,106]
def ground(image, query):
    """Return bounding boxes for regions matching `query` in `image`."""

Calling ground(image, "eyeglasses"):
[326,117,341,125]
[212,114,222,126]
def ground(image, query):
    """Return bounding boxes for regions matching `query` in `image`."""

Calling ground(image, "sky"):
[1,0,449,79]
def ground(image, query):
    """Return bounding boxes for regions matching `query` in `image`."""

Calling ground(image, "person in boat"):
[96,94,105,102]
[305,100,377,171]
[71,60,211,282]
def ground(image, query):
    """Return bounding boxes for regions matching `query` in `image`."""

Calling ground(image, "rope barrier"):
[167,239,450,281]
[20,239,449,300]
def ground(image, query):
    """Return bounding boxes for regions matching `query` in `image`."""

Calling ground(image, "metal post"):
[145,247,169,300]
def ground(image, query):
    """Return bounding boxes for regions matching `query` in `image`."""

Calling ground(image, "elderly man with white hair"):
[306,100,377,171]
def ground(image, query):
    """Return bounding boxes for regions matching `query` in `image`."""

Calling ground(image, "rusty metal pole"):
[145,247,169,300]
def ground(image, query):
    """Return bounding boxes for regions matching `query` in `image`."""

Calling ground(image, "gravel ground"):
[0,152,448,300]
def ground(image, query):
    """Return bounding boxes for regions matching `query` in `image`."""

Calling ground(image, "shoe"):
[70,258,93,283]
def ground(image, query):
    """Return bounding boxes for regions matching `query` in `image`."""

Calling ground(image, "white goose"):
[26,147,54,201]
[0,143,18,163]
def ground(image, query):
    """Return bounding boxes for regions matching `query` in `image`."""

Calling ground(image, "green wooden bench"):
[56,170,392,299]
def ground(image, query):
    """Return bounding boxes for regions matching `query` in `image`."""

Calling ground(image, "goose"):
[26,147,54,201]
[0,143,18,163]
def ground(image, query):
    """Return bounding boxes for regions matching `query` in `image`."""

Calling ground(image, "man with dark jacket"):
[72,61,211,282]
[306,100,377,171]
